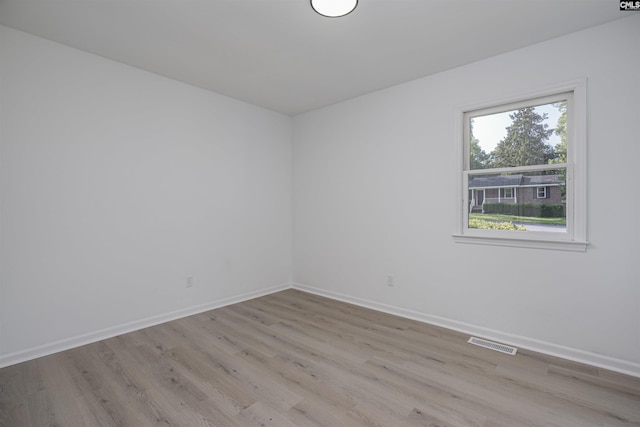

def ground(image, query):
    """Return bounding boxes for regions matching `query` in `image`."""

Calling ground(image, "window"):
[536,187,547,199]
[454,80,588,251]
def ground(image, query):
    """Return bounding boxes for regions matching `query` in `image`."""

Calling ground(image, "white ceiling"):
[0,0,629,115]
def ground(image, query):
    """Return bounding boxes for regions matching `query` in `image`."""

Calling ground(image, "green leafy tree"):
[491,107,554,168]
[549,101,567,164]
[549,101,568,199]
[469,121,491,169]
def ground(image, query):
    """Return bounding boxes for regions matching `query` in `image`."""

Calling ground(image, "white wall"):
[293,15,640,376]
[0,25,293,366]
[2,16,639,377]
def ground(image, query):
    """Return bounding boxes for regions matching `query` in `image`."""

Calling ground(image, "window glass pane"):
[469,101,567,170]
[468,169,566,233]
[537,187,546,198]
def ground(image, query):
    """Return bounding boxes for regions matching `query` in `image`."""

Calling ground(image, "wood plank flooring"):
[1,289,639,426]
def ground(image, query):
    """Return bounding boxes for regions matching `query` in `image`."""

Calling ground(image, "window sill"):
[452,234,588,252]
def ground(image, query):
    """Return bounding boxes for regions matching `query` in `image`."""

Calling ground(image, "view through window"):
[466,96,568,234]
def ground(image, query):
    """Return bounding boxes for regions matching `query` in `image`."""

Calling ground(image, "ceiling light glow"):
[311,0,358,17]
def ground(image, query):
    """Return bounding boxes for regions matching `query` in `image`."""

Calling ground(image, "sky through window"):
[472,104,562,153]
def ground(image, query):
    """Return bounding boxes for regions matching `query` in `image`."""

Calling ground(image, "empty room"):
[1,1,639,425]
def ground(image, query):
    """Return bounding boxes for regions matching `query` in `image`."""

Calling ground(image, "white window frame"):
[536,187,547,199]
[453,79,588,252]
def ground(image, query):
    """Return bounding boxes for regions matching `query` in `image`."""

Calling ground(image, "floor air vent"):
[468,337,518,355]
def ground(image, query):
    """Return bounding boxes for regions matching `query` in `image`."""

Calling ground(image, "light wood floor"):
[1,289,639,426]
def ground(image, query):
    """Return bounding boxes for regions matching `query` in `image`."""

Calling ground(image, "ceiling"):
[0,0,629,115]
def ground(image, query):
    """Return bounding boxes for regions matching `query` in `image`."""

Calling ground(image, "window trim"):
[453,79,588,252]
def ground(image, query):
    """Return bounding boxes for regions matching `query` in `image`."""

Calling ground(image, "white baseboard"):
[0,283,291,369]
[4,281,639,379]
[292,282,640,379]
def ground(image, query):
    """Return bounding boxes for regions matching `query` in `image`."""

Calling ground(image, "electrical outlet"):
[186,276,193,288]
[387,275,394,287]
